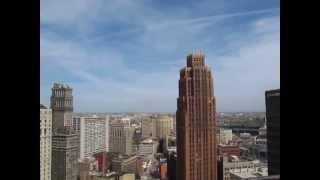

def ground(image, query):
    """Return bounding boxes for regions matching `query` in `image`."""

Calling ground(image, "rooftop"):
[230,167,268,179]
[141,138,153,144]
[52,83,72,89]
[40,104,47,109]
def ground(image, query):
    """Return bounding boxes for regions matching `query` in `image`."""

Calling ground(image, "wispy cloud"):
[41,0,280,112]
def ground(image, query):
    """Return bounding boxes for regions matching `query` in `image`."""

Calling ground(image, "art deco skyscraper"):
[51,83,79,180]
[176,53,217,180]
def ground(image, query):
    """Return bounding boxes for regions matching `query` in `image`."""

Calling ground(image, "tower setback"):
[176,53,217,180]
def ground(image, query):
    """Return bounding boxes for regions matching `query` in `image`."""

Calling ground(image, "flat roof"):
[230,167,268,178]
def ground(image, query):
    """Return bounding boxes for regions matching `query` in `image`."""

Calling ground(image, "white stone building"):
[40,104,52,180]
[79,115,109,159]
[222,156,265,180]
[220,128,233,144]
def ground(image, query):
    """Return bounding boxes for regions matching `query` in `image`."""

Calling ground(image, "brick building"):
[176,53,217,180]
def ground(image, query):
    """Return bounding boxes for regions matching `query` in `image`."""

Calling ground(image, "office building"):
[51,83,80,180]
[219,129,233,145]
[218,144,241,157]
[79,116,109,159]
[111,155,139,174]
[250,135,267,162]
[40,104,52,180]
[93,152,109,174]
[172,115,176,134]
[73,116,81,133]
[154,115,173,139]
[138,138,156,156]
[221,156,265,180]
[217,156,223,180]
[109,122,135,155]
[176,53,217,180]
[141,118,155,138]
[265,89,280,175]
[167,151,177,180]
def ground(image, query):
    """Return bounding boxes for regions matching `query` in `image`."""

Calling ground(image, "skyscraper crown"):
[187,52,205,67]
[53,83,72,89]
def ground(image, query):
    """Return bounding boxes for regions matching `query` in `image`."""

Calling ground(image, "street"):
[141,142,160,180]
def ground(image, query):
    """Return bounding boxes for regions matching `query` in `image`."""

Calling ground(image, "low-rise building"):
[79,157,99,180]
[218,144,241,157]
[222,156,265,180]
[91,172,135,180]
[111,155,141,175]
[160,163,167,180]
[138,138,155,156]
[93,152,109,174]
[249,135,267,162]
[220,129,233,144]
[229,167,280,180]
[119,173,135,180]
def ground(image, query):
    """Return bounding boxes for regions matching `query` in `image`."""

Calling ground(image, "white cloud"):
[210,16,280,112]
[40,1,280,112]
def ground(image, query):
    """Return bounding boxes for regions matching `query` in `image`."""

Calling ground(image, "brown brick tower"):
[176,53,217,180]
[51,83,79,180]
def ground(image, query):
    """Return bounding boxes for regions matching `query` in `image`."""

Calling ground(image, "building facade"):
[93,152,109,174]
[176,53,217,180]
[51,83,80,180]
[154,115,173,139]
[141,118,155,138]
[109,122,135,155]
[228,166,268,180]
[218,144,241,157]
[40,104,52,180]
[79,157,98,180]
[73,116,81,133]
[160,163,168,180]
[111,155,139,174]
[219,129,233,145]
[167,151,177,180]
[221,156,264,180]
[138,138,155,156]
[172,115,176,134]
[265,89,280,175]
[79,116,109,159]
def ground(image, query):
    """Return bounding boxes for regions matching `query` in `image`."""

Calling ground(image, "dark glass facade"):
[265,89,280,175]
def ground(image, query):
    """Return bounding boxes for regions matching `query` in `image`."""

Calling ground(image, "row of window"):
[54,100,72,107]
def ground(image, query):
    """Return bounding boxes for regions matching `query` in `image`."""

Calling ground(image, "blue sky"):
[40,0,280,113]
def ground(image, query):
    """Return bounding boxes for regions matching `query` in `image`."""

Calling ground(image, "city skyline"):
[41,0,280,113]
